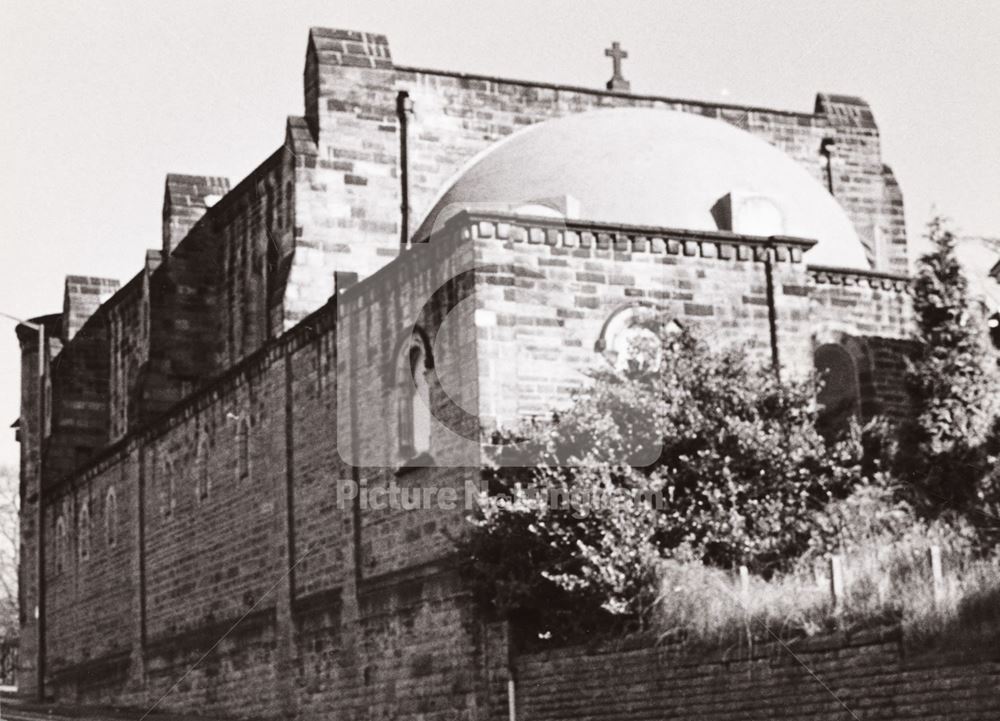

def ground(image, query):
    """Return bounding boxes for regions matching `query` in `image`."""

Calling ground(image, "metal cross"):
[605,41,630,92]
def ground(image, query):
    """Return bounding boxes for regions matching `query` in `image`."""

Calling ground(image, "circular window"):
[610,325,662,373]
[599,307,679,374]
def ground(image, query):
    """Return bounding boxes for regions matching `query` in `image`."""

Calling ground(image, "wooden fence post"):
[929,545,943,606]
[829,555,845,612]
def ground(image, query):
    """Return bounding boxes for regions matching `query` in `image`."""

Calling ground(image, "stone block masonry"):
[514,631,1000,720]
[16,25,926,719]
[25,211,917,717]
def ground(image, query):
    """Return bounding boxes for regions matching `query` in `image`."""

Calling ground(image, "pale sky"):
[0,0,997,468]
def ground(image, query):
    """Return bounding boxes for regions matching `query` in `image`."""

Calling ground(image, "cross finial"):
[605,41,630,93]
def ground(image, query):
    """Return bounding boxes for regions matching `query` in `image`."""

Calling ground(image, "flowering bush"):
[460,329,867,637]
[459,219,1000,643]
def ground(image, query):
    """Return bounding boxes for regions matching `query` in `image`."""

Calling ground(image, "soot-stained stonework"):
[14,27,926,718]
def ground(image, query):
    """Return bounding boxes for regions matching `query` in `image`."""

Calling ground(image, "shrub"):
[460,328,867,637]
[897,217,999,516]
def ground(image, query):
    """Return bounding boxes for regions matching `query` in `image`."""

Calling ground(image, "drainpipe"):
[10,317,45,700]
[396,91,413,247]
[342,287,363,588]
[505,620,517,721]
[35,323,45,702]
[820,137,836,196]
[5,314,46,700]
[762,244,781,383]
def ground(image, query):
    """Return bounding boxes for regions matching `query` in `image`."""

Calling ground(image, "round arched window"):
[610,325,662,373]
[598,306,679,374]
[397,330,433,461]
[814,343,861,437]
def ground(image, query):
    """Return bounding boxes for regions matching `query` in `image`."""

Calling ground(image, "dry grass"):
[653,535,1000,652]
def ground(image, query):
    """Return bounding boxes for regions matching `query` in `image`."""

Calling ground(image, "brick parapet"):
[445,210,817,264]
[394,64,820,120]
[809,264,911,292]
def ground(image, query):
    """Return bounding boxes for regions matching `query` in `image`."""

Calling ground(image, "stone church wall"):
[300,28,907,275]
[35,229,499,716]
[464,213,910,430]
[808,267,915,420]
[31,212,916,715]
[19,26,923,717]
[43,451,135,701]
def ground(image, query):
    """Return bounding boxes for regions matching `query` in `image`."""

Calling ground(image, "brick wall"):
[34,267,496,717]
[44,455,135,701]
[14,316,61,700]
[62,276,120,343]
[808,267,914,419]
[462,213,911,432]
[162,174,231,256]
[301,29,907,275]
[107,272,150,442]
[468,215,812,430]
[46,300,113,483]
[19,25,922,717]
[29,211,917,716]
[513,631,1000,720]
[32,23,912,492]
[289,25,909,338]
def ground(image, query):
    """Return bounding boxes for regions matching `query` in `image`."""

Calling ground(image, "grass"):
[652,528,1000,653]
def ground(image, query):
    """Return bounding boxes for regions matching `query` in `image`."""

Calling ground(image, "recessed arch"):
[595,304,680,373]
[196,432,211,502]
[78,500,91,563]
[236,415,251,483]
[55,514,67,574]
[396,328,433,461]
[105,486,118,548]
[812,327,878,421]
[814,343,861,438]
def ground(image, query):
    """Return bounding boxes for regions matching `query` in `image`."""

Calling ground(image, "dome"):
[415,108,869,269]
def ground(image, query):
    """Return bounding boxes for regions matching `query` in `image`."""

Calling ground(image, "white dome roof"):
[415,108,869,269]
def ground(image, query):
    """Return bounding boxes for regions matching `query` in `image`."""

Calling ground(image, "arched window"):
[78,500,91,562]
[397,331,432,461]
[196,433,211,502]
[284,182,294,231]
[265,184,275,233]
[150,446,174,519]
[105,487,118,548]
[814,343,861,438]
[236,416,251,483]
[597,306,678,373]
[55,515,67,574]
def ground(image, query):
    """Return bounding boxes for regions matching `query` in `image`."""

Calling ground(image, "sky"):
[0,0,997,468]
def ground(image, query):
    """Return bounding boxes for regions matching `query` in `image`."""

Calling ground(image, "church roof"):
[415,108,870,270]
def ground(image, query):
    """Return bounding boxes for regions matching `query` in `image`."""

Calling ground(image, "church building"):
[16,27,916,717]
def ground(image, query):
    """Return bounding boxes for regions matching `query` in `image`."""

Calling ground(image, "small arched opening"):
[814,343,861,438]
[397,330,433,462]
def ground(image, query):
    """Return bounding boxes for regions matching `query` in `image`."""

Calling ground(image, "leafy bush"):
[461,220,1000,643]
[897,218,999,517]
[460,328,867,637]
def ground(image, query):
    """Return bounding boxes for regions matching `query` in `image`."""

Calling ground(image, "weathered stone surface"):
[16,25,936,720]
